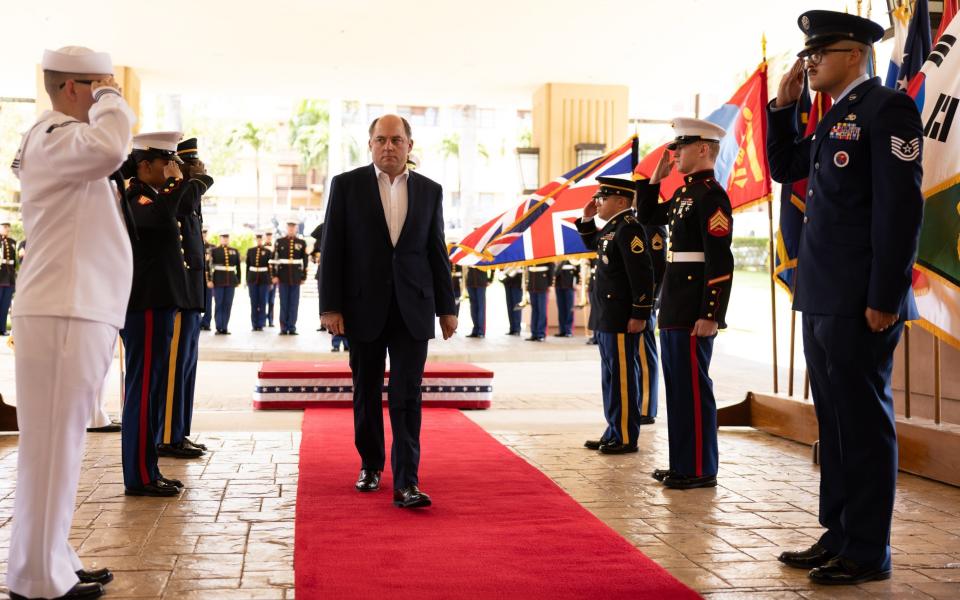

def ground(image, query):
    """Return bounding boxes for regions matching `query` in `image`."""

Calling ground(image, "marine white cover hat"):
[667,117,727,150]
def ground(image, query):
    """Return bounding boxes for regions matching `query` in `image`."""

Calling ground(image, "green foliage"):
[518,128,533,147]
[288,100,330,172]
[228,122,273,154]
[440,133,460,158]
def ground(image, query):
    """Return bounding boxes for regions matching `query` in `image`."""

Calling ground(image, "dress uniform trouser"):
[7,316,117,599]
[278,282,301,333]
[88,336,119,428]
[267,283,276,326]
[348,293,428,490]
[803,314,901,569]
[200,286,213,329]
[213,286,235,331]
[660,329,718,478]
[249,283,269,329]
[0,285,13,333]
[120,308,175,489]
[595,330,643,446]
[556,287,575,335]
[530,291,547,338]
[504,286,522,333]
[158,309,201,445]
[467,286,486,336]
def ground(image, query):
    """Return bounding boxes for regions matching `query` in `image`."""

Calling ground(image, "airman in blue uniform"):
[766,10,924,585]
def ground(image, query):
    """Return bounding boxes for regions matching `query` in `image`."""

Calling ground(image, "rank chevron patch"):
[707,208,731,237]
[630,236,645,254]
[890,135,921,161]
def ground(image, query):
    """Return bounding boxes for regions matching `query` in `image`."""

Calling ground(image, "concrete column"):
[460,105,479,227]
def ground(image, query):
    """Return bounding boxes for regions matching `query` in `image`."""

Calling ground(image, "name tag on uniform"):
[829,122,861,141]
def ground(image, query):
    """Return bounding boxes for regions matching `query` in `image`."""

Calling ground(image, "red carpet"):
[295,408,699,599]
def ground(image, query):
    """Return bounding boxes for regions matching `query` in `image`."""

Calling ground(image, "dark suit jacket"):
[319,164,457,342]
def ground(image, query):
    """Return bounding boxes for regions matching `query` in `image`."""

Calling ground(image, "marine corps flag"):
[908,13,960,346]
[634,63,772,212]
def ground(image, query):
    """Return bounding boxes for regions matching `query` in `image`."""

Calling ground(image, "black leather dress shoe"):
[184,437,208,451]
[393,485,432,508]
[289,330,298,335]
[599,443,639,455]
[86,419,122,433]
[355,469,381,492]
[583,439,608,450]
[10,582,105,600]
[554,332,572,337]
[124,480,180,497]
[525,336,544,342]
[279,331,288,335]
[585,338,598,345]
[466,333,484,338]
[77,568,113,586]
[157,442,204,458]
[778,542,837,569]
[651,468,677,482]
[638,416,656,425]
[158,476,184,489]
[809,556,891,585]
[200,326,211,331]
[663,474,718,489]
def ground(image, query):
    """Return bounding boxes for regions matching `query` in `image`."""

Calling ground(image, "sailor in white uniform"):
[6,46,135,600]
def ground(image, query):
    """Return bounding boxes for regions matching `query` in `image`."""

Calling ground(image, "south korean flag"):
[891,135,921,161]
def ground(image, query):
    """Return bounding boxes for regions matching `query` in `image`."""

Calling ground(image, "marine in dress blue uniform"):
[273,221,308,335]
[199,226,214,330]
[500,267,523,335]
[465,266,493,338]
[247,233,273,331]
[767,11,923,585]
[553,260,580,337]
[156,138,213,459]
[0,221,18,336]
[265,231,277,327]
[118,132,188,497]
[639,118,734,490]
[210,233,241,334]
[576,177,656,454]
[525,262,555,341]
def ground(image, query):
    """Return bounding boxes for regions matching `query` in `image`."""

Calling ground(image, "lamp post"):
[574,143,606,167]
[516,147,540,194]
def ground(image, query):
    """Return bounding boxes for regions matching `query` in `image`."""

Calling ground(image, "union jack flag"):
[449,137,637,267]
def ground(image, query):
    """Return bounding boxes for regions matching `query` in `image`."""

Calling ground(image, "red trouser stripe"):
[689,335,703,477]
[139,310,154,485]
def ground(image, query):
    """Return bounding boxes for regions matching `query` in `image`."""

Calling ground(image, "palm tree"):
[228,122,272,228]
[288,100,330,179]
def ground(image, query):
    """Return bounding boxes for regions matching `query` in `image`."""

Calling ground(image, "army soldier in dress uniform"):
[767,11,923,585]
[210,232,241,334]
[465,266,493,338]
[554,260,580,337]
[0,220,18,336]
[247,232,273,331]
[273,219,308,335]
[640,118,734,490]
[156,138,213,460]
[525,263,555,341]
[199,226,214,331]
[586,258,599,344]
[500,266,523,335]
[6,46,130,600]
[118,131,189,495]
[576,177,655,454]
[264,230,277,327]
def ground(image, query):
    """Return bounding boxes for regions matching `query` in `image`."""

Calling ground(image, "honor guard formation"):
[3,5,934,595]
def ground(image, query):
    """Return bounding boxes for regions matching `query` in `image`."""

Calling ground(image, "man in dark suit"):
[320,114,458,509]
[766,10,924,586]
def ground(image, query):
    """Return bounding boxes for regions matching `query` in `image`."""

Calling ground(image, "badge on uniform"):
[890,136,920,161]
[630,236,644,254]
[601,255,609,264]
[833,151,850,168]
[678,198,694,218]
[600,232,615,241]
[829,122,861,141]
[651,233,664,251]
[707,208,731,237]
[137,195,153,205]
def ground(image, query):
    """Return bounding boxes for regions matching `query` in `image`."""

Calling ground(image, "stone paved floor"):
[2,358,959,599]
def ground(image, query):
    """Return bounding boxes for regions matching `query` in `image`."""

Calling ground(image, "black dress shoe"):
[585,338,598,345]
[279,330,288,335]
[158,476,184,489]
[809,556,891,585]
[289,330,299,335]
[652,468,677,482]
[77,568,113,586]
[331,346,341,352]
[663,474,718,489]
[157,442,204,458]
[184,437,208,451]
[525,336,544,342]
[599,443,639,454]
[124,480,180,497]
[583,439,608,450]
[200,326,211,331]
[554,332,572,337]
[86,419,122,433]
[638,416,656,425]
[355,469,381,492]
[778,542,837,569]
[10,582,105,600]
[393,485,432,508]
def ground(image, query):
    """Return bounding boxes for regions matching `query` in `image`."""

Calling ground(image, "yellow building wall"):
[532,83,629,185]
[35,65,141,132]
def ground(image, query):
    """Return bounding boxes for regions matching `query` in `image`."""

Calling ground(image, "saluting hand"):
[775,59,805,108]
[650,149,675,185]
[91,76,121,95]
[627,318,646,334]
[583,198,598,220]
[865,308,898,333]
[164,161,183,181]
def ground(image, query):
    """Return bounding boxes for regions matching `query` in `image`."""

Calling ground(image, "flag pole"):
[904,325,911,418]
[788,310,796,396]
[934,336,942,425]
[762,33,780,394]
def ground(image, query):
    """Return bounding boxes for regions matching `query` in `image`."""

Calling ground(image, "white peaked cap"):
[41,46,113,74]
[132,132,183,153]
[668,117,726,149]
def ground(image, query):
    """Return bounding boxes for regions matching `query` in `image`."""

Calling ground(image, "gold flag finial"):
[762,33,768,62]
[857,0,863,16]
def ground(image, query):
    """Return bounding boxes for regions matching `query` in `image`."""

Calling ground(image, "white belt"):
[213,266,234,271]
[561,265,577,270]
[248,267,269,272]
[529,267,549,272]
[1,260,14,265]
[667,251,705,263]
[273,259,303,265]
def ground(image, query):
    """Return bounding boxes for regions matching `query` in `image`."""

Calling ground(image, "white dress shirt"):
[374,164,409,246]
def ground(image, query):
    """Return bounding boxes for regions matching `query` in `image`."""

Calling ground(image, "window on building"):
[397,105,439,128]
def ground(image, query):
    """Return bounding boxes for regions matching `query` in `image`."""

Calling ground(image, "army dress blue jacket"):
[174,173,214,311]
